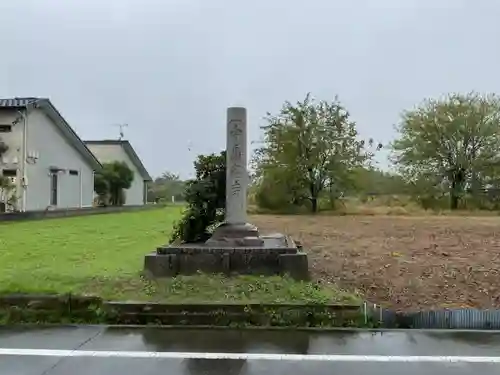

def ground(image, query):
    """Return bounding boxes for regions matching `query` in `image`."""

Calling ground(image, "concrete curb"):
[0,204,167,223]
[3,295,498,329]
[0,294,369,328]
[5,324,500,333]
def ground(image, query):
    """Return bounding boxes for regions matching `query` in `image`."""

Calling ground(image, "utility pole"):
[113,123,128,140]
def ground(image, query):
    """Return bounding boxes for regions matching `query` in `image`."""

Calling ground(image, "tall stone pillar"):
[206,107,263,246]
[226,107,248,225]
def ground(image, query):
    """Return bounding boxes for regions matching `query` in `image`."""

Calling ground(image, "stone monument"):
[144,107,309,280]
[206,107,263,247]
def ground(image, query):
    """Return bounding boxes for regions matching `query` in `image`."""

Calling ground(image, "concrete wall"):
[0,204,163,222]
[85,143,145,206]
[24,109,94,211]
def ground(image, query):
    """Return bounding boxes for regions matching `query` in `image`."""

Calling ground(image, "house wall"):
[0,109,24,209]
[85,144,145,205]
[24,109,95,211]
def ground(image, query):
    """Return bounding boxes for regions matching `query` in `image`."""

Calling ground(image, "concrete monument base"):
[143,233,309,281]
[205,222,264,247]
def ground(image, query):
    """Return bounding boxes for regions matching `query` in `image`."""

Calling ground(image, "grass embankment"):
[0,207,358,305]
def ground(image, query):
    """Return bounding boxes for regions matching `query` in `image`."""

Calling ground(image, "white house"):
[0,97,102,212]
[84,140,152,205]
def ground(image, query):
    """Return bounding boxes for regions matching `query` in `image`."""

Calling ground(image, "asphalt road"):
[1,326,500,374]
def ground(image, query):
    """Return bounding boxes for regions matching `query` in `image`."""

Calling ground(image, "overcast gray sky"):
[0,0,497,178]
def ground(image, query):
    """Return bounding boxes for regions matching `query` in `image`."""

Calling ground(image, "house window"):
[50,173,58,206]
[69,170,79,176]
[0,125,12,132]
[2,169,16,177]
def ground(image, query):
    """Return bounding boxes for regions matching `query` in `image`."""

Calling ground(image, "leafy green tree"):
[147,171,186,203]
[347,167,409,196]
[254,93,379,212]
[392,92,500,209]
[170,151,226,243]
[254,166,306,211]
[94,161,134,206]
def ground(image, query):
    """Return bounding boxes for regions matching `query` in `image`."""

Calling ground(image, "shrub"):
[169,151,226,243]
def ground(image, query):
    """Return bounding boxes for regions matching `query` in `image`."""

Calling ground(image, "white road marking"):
[0,349,499,363]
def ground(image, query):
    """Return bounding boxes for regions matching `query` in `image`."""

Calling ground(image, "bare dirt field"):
[251,214,500,312]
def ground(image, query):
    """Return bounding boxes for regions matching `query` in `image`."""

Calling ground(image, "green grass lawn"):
[0,207,359,305]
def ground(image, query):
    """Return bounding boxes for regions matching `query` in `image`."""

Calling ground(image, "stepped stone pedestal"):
[143,107,309,281]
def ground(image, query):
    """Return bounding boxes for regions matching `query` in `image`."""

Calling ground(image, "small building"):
[0,97,102,212]
[84,140,152,205]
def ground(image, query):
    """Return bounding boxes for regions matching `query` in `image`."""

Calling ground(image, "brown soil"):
[250,214,500,312]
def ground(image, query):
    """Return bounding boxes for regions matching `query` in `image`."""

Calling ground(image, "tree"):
[347,167,409,196]
[94,161,134,206]
[147,171,186,203]
[392,92,500,209]
[254,93,379,212]
[170,151,226,243]
[254,166,306,211]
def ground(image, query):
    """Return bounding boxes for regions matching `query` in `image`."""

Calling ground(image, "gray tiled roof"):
[0,97,45,107]
[0,97,101,170]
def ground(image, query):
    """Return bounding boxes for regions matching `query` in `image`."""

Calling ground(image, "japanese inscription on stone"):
[225,108,248,225]
[229,123,243,161]
[229,120,245,197]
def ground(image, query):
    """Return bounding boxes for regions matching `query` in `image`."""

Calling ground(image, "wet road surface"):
[1,326,500,374]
